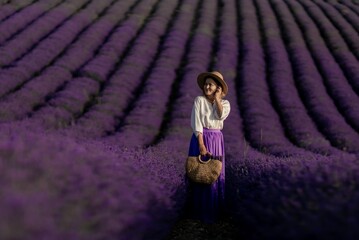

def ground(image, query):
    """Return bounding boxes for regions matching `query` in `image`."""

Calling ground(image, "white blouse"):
[191,95,231,137]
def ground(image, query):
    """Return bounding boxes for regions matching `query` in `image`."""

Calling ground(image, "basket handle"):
[198,152,213,164]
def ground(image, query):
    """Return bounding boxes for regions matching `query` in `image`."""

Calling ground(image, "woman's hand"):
[199,144,212,156]
[214,86,224,118]
[214,86,222,101]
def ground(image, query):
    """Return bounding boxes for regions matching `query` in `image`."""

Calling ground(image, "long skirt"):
[184,128,226,224]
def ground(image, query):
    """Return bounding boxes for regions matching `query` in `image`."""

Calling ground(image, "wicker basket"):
[186,155,222,184]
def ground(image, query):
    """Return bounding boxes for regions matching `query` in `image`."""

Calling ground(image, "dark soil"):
[166,217,242,240]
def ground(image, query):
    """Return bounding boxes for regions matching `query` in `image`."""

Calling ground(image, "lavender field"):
[0,0,358,239]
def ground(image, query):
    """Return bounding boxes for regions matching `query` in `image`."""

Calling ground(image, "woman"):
[185,71,231,224]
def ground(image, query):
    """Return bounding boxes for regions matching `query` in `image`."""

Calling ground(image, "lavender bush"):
[270,0,359,152]
[78,0,154,83]
[255,0,335,154]
[160,0,217,143]
[226,150,359,240]
[0,0,37,22]
[338,0,359,15]
[0,0,90,66]
[0,0,359,239]
[0,122,185,240]
[70,0,180,138]
[239,0,312,157]
[0,0,63,44]
[0,66,71,122]
[110,0,200,147]
[294,0,359,94]
[325,0,359,33]
[312,0,359,59]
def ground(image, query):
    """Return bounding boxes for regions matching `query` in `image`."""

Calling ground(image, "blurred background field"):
[0,0,358,239]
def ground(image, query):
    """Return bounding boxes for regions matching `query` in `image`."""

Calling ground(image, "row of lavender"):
[0,0,63,41]
[284,0,359,148]
[326,0,359,33]
[241,1,358,239]
[339,0,359,13]
[104,0,203,147]
[0,0,357,154]
[0,0,87,64]
[0,0,179,135]
[0,0,359,239]
[67,0,181,138]
[261,0,359,154]
[226,148,359,240]
[237,0,359,156]
[0,0,127,114]
[0,122,187,240]
[0,0,193,238]
[0,0,36,21]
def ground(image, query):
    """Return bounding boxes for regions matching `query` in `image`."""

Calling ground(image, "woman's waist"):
[203,127,221,132]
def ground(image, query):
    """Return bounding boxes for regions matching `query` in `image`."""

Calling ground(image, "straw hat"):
[197,71,228,96]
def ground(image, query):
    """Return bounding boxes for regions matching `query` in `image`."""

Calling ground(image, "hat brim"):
[197,72,228,96]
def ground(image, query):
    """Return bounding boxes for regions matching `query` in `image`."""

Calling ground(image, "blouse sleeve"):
[214,99,230,120]
[191,96,203,137]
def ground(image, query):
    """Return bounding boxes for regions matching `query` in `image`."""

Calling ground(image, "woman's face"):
[203,78,218,97]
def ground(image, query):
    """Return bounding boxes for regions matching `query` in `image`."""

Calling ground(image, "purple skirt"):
[185,128,226,224]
